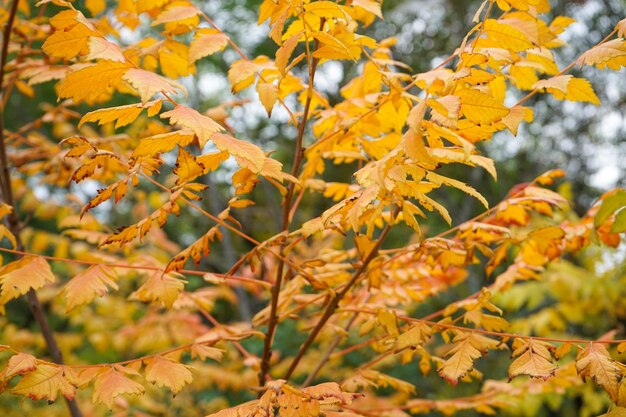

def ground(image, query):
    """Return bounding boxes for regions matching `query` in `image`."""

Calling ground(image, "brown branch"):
[258,17,325,387]
[0,1,82,415]
[283,207,399,380]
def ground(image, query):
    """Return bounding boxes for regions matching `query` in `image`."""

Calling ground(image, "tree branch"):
[283,207,398,380]
[258,17,326,386]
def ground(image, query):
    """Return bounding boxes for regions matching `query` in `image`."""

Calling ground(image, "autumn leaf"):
[123,68,181,103]
[533,75,600,105]
[483,19,534,52]
[79,100,162,129]
[256,82,278,116]
[174,146,206,185]
[58,61,129,104]
[438,332,503,384]
[129,272,186,308]
[3,353,37,379]
[509,339,557,380]
[63,265,119,312]
[211,133,266,173]
[457,88,510,124]
[576,343,620,401]
[161,105,224,148]
[0,256,55,306]
[132,130,196,159]
[189,29,229,63]
[92,367,145,409]
[144,356,193,395]
[86,37,126,62]
[11,364,76,402]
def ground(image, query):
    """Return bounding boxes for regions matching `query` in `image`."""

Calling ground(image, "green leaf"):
[595,190,626,227]
[611,208,626,233]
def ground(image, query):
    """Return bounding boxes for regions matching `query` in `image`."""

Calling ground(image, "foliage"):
[0,0,625,416]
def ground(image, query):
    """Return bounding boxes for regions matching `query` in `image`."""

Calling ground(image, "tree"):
[0,0,625,416]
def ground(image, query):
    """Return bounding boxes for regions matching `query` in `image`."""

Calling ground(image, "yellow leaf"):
[500,105,533,136]
[256,82,278,116]
[92,367,144,409]
[352,0,383,19]
[63,265,118,312]
[276,33,301,75]
[151,5,200,26]
[438,332,502,384]
[159,40,192,79]
[533,75,600,105]
[509,340,557,380]
[212,133,266,173]
[161,105,224,148]
[189,29,229,63]
[86,37,126,62]
[4,353,37,379]
[174,146,205,185]
[11,364,76,402]
[58,61,129,104]
[132,130,195,159]
[123,68,181,103]
[80,100,161,129]
[457,89,510,124]
[577,343,620,401]
[85,0,105,15]
[197,151,229,174]
[42,22,96,60]
[228,59,258,93]
[564,77,600,105]
[129,272,185,308]
[144,356,193,395]
[578,39,626,70]
[190,344,224,362]
[426,171,489,209]
[0,256,55,306]
[304,1,350,20]
[483,19,534,51]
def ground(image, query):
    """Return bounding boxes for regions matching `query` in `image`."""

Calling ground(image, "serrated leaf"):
[174,146,205,185]
[212,133,266,173]
[63,265,118,312]
[0,256,55,306]
[123,68,180,103]
[576,343,620,401]
[92,367,144,409]
[11,364,76,402]
[509,340,557,380]
[144,356,193,395]
[3,353,37,379]
[132,130,196,159]
[161,105,224,148]
[79,101,161,129]
[129,272,185,308]
[438,332,502,384]
[58,61,129,104]
[458,89,510,124]
[189,29,229,63]
[484,19,534,52]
